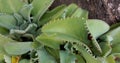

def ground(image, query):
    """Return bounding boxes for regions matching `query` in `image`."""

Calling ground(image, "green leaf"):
[86,19,110,53]
[99,41,111,57]
[19,59,30,63]
[19,4,33,21]
[0,34,14,61]
[51,3,78,19]
[37,47,56,63]
[0,26,9,35]
[31,0,54,22]
[75,54,85,63]
[71,8,88,18]
[0,14,17,29]
[60,51,76,63]
[45,47,60,61]
[36,33,63,49]
[105,26,120,45]
[110,22,120,30]
[106,55,115,63]
[41,17,90,45]
[0,0,24,14]
[4,42,32,55]
[13,13,24,26]
[112,44,120,53]
[39,4,67,26]
[72,44,101,63]
[87,19,110,38]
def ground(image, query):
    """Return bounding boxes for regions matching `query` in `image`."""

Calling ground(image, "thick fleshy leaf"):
[45,47,59,60]
[0,34,14,61]
[0,26,9,35]
[19,59,30,63]
[75,55,85,63]
[104,26,120,45]
[4,42,32,55]
[112,44,120,53]
[99,41,112,57]
[0,0,24,13]
[100,26,120,54]
[86,19,110,53]
[106,55,115,63]
[37,47,56,63]
[19,4,33,21]
[87,19,110,38]
[72,43,101,63]
[110,22,120,30]
[39,4,67,26]
[71,8,88,18]
[51,4,78,19]
[60,51,76,63]
[13,13,24,26]
[32,0,54,22]
[36,33,63,49]
[41,17,90,45]
[0,14,17,29]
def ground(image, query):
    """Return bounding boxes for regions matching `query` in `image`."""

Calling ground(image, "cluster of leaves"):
[0,0,120,63]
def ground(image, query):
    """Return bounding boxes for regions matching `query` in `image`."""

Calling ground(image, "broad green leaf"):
[87,19,110,38]
[19,4,33,21]
[19,59,30,63]
[60,51,76,63]
[0,34,14,61]
[39,4,67,26]
[75,55,85,63]
[51,4,78,19]
[32,0,54,22]
[13,13,24,26]
[36,33,63,49]
[45,47,59,61]
[99,41,111,57]
[0,14,17,29]
[110,22,120,30]
[0,26,9,35]
[38,3,79,26]
[86,19,110,53]
[4,42,32,55]
[112,44,120,53]
[0,0,24,14]
[106,55,115,63]
[72,44,101,63]
[37,47,56,63]
[71,8,88,18]
[104,26,120,45]
[41,17,90,45]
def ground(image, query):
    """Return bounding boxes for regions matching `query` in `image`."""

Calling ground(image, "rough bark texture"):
[50,0,120,25]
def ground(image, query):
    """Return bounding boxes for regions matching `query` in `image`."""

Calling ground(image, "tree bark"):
[50,0,120,25]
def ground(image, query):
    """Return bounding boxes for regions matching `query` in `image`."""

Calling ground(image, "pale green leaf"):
[32,0,54,22]
[60,51,76,63]
[4,42,32,55]
[0,0,24,13]
[0,14,17,29]
[37,47,56,63]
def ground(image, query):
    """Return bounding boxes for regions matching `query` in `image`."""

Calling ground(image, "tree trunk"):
[50,0,120,25]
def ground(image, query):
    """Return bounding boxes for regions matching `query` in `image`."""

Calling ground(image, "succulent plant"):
[0,0,120,63]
